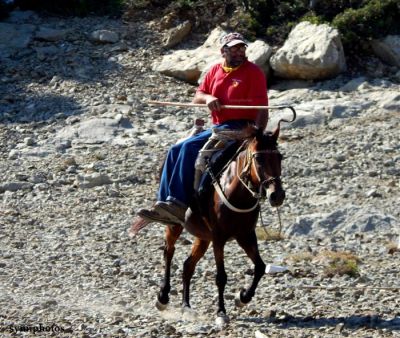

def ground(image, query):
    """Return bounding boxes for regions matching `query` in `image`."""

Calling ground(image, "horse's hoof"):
[155,300,168,311]
[235,290,246,308]
[215,314,230,329]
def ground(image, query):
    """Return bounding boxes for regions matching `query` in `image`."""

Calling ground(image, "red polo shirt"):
[197,60,268,124]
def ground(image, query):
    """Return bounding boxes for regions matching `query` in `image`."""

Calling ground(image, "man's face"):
[222,44,247,67]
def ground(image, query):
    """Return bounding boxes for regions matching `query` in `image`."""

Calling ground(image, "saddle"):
[194,128,250,197]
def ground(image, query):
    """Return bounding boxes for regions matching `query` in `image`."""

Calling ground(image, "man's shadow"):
[237,313,400,331]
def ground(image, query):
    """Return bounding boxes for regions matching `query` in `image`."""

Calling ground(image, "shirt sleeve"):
[197,64,218,95]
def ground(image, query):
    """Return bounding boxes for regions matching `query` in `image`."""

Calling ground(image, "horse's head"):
[246,127,285,207]
[243,107,296,207]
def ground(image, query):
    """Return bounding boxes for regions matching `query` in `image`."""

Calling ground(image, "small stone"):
[8,149,19,159]
[24,137,35,146]
[334,322,345,333]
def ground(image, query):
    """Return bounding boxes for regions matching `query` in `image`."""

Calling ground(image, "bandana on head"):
[220,32,248,48]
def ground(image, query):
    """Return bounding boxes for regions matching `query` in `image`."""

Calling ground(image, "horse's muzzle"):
[263,179,285,207]
[267,188,285,207]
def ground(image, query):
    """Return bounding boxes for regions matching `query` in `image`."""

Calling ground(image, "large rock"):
[152,26,273,84]
[0,182,33,193]
[35,27,68,42]
[163,20,192,48]
[371,35,400,67]
[90,29,119,44]
[54,116,133,145]
[270,21,346,80]
[246,39,273,78]
[285,206,397,237]
[152,27,224,84]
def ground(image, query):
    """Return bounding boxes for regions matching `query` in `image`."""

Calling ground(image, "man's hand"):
[193,91,221,112]
[205,96,221,112]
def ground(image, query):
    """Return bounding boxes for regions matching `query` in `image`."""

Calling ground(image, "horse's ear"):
[243,124,258,138]
[255,127,264,140]
[272,125,280,141]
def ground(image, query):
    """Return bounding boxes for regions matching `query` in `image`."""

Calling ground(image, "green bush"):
[312,0,364,21]
[300,13,326,25]
[237,0,310,44]
[332,0,400,51]
[13,0,124,16]
[244,0,309,34]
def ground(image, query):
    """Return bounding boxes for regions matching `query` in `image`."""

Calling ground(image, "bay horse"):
[131,108,296,326]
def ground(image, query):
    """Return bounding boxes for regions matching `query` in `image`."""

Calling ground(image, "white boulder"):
[371,35,400,67]
[163,20,192,48]
[270,21,346,80]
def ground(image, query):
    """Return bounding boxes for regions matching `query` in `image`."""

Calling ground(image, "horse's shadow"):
[237,314,400,331]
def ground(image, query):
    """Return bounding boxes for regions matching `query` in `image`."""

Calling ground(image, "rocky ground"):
[0,12,400,338]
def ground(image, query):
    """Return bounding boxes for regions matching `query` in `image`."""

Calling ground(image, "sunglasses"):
[225,45,247,53]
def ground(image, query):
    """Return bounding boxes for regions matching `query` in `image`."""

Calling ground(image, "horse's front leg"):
[157,225,183,310]
[182,238,209,309]
[235,230,266,306]
[212,237,230,327]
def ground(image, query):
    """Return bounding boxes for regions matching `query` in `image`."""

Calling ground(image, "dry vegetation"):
[255,226,285,242]
[285,250,361,278]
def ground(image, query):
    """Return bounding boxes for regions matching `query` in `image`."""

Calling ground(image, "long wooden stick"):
[147,100,291,110]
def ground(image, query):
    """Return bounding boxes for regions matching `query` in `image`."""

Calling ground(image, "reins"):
[209,136,286,242]
[210,140,277,214]
[213,178,260,213]
[202,106,297,218]
[259,205,283,237]
[208,146,262,213]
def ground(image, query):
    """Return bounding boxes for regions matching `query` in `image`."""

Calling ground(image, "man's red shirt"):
[197,59,268,125]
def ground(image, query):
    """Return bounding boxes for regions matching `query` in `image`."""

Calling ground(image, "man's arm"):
[192,90,221,112]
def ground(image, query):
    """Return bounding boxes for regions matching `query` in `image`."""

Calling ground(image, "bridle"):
[211,105,296,220]
[213,140,282,213]
[239,147,281,198]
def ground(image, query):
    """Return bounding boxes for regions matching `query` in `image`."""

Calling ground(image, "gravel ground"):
[0,12,399,338]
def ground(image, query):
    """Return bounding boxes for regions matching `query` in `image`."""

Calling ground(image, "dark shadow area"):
[0,93,83,122]
[12,0,122,17]
[0,35,125,123]
[0,11,149,124]
[237,313,400,331]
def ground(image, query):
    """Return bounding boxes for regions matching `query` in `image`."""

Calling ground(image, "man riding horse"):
[138,32,269,224]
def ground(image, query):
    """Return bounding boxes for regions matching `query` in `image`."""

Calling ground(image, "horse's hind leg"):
[235,231,266,306]
[212,238,228,317]
[157,225,183,310]
[212,237,231,327]
[182,238,209,309]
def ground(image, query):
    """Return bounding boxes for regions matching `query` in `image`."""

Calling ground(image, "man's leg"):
[158,142,183,202]
[138,129,211,224]
[166,129,211,206]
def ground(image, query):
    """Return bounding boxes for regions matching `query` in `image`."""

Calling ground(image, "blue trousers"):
[158,119,253,207]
